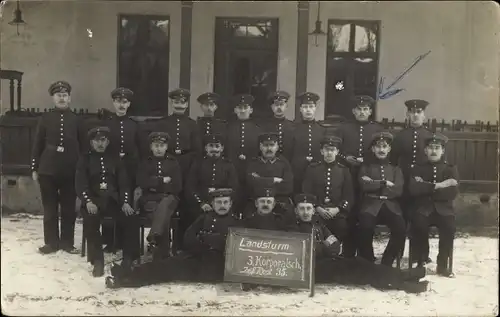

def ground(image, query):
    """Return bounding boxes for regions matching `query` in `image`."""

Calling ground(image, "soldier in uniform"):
[104,188,242,288]
[196,92,227,141]
[75,127,140,277]
[290,92,327,193]
[225,94,262,207]
[136,132,182,259]
[243,187,292,231]
[302,135,353,244]
[408,133,459,277]
[357,131,406,266]
[101,87,141,253]
[335,95,384,258]
[32,81,84,254]
[390,99,434,262]
[246,132,294,216]
[185,133,239,222]
[258,91,295,161]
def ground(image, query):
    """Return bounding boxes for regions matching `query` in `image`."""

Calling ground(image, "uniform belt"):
[366,194,389,200]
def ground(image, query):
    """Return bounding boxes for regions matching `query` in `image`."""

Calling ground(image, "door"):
[214,18,279,119]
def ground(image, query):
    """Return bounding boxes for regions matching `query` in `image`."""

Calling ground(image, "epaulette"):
[309,161,322,167]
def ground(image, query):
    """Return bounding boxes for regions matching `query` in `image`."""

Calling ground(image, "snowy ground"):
[1,214,498,316]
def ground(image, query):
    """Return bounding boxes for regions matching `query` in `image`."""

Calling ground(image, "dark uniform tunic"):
[259,117,295,161]
[290,218,339,259]
[408,161,459,268]
[31,108,84,249]
[290,120,326,192]
[75,150,140,264]
[197,117,227,141]
[244,207,292,231]
[357,160,406,264]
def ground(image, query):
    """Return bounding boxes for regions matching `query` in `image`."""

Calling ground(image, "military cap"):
[149,131,170,144]
[370,131,394,146]
[294,193,317,205]
[111,87,134,100]
[320,135,342,148]
[258,132,279,144]
[87,126,110,139]
[203,133,223,145]
[405,99,429,111]
[209,188,233,198]
[424,133,449,146]
[48,81,72,96]
[168,88,191,102]
[197,92,221,105]
[297,92,320,104]
[254,187,276,198]
[269,90,291,102]
[234,94,255,107]
[352,95,375,108]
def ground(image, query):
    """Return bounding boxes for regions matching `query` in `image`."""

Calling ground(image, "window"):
[325,20,380,121]
[117,15,170,116]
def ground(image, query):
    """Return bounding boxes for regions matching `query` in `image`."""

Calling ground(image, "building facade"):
[1,0,499,122]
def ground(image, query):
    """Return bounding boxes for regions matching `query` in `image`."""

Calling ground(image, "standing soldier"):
[391,99,434,262]
[101,87,141,253]
[302,135,353,243]
[259,91,295,161]
[31,81,83,255]
[225,94,262,207]
[75,127,140,277]
[408,133,459,277]
[290,92,326,193]
[335,95,384,258]
[196,92,227,140]
[357,131,406,266]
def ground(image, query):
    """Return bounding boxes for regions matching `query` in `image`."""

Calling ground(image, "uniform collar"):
[301,119,315,124]
[323,159,337,166]
[260,156,277,164]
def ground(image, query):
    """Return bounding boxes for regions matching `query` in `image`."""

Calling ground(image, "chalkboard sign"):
[224,227,315,296]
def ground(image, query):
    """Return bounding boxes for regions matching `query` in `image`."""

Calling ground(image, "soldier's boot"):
[436,254,454,278]
[92,260,105,277]
[38,244,59,254]
[105,276,119,289]
[401,266,426,282]
[400,280,429,294]
[61,245,79,254]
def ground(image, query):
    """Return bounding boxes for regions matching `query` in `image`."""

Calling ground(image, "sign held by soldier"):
[224,227,315,296]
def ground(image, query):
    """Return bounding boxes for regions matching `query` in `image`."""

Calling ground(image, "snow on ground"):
[1,214,498,316]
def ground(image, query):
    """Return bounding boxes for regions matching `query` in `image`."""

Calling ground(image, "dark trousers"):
[175,153,196,249]
[38,174,77,249]
[324,215,349,242]
[411,211,455,268]
[82,198,140,264]
[358,207,406,266]
[341,167,361,258]
[143,194,179,257]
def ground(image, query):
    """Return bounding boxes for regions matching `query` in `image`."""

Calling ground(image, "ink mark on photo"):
[378,50,431,100]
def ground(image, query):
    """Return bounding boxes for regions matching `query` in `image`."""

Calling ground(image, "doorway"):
[213,17,279,119]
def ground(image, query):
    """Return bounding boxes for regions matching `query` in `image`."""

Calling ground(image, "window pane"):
[325,57,351,118]
[352,58,377,96]
[354,24,377,52]
[328,23,350,52]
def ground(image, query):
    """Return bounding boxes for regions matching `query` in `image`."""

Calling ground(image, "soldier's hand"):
[86,202,98,215]
[208,187,216,193]
[361,176,373,182]
[325,207,340,218]
[446,179,458,187]
[32,171,38,182]
[315,206,327,219]
[201,203,213,212]
[273,177,283,183]
[414,176,424,182]
[163,177,171,184]
[122,203,135,216]
[356,157,364,163]
[385,180,395,187]
[251,173,260,178]
[346,156,359,165]
[239,154,246,160]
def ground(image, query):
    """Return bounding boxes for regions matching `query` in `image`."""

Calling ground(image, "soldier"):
[31,81,84,255]
[290,92,326,192]
[101,87,141,253]
[136,132,182,260]
[185,133,239,223]
[225,94,262,206]
[246,132,294,215]
[258,91,295,161]
[104,188,242,288]
[357,131,406,266]
[391,99,434,263]
[243,187,292,231]
[196,92,227,139]
[408,133,459,277]
[302,135,353,244]
[75,127,140,277]
[335,95,384,258]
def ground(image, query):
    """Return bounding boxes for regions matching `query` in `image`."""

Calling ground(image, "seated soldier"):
[409,133,459,277]
[358,131,405,266]
[290,193,428,294]
[244,187,293,231]
[104,188,242,288]
[302,135,353,245]
[186,133,239,220]
[136,132,182,260]
[75,126,140,277]
[246,132,294,215]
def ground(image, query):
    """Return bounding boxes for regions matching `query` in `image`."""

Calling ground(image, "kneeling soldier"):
[105,188,242,288]
[136,132,182,260]
[302,135,353,244]
[409,133,459,277]
[244,187,292,231]
[75,127,140,277]
[357,131,405,266]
